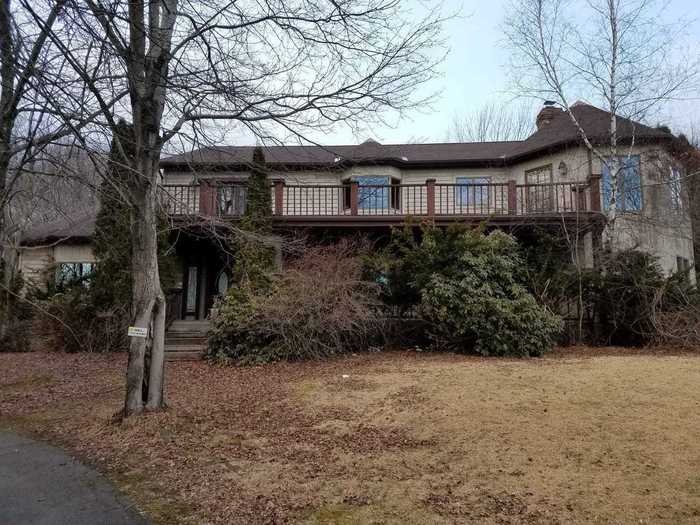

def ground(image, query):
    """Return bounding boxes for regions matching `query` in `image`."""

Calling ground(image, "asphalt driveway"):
[0,431,148,525]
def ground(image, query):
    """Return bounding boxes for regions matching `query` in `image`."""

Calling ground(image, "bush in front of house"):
[367,224,563,356]
[592,249,699,346]
[207,240,384,364]
[0,264,32,352]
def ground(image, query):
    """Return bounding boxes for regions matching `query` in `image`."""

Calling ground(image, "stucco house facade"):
[19,103,696,332]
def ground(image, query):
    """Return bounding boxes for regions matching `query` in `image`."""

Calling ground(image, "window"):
[215,270,230,296]
[601,155,642,211]
[343,176,400,210]
[217,185,246,216]
[55,262,94,287]
[357,176,390,209]
[676,256,691,276]
[670,167,683,209]
[455,177,490,208]
[525,165,553,212]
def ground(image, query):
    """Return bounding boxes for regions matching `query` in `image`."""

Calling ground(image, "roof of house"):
[160,103,672,170]
[21,208,97,245]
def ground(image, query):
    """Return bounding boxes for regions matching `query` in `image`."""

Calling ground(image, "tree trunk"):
[124,171,166,416]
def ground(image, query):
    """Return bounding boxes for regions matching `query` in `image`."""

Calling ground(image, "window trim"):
[524,164,553,185]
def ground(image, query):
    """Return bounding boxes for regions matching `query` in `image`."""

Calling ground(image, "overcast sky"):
[298,0,700,146]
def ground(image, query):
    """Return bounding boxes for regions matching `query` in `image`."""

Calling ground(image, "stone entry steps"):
[165,320,209,361]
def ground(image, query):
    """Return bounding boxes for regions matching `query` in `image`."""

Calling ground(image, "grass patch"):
[1,348,700,524]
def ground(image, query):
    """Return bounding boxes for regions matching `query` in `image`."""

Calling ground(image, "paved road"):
[0,431,149,525]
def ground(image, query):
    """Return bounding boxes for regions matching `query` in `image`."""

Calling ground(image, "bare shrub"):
[651,275,700,348]
[208,239,385,364]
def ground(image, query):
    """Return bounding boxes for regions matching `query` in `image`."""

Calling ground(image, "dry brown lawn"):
[1,348,700,524]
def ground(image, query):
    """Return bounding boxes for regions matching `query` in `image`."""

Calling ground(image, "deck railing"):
[162,176,602,220]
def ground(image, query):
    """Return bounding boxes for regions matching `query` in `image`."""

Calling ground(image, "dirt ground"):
[1,348,699,524]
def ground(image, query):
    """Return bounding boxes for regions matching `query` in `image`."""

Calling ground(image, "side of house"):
[18,209,97,289]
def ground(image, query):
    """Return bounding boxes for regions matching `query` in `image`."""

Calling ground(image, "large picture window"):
[357,176,390,209]
[455,177,490,208]
[217,184,247,216]
[602,155,642,211]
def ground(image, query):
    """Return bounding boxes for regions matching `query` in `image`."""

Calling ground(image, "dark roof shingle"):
[160,103,672,170]
[22,208,97,245]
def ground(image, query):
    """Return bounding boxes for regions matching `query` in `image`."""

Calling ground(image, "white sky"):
[295,0,700,145]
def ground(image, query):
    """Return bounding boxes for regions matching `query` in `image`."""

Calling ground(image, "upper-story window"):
[343,176,400,210]
[670,166,683,210]
[357,176,390,209]
[525,165,553,212]
[602,155,642,211]
[217,184,247,216]
[455,177,490,208]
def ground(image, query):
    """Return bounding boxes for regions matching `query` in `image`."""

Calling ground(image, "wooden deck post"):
[273,179,285,216]
[426,178,436,218]
[587,174,601,212]
[198,181,215,217]
[350,181,359,216]
[507,180,517,215]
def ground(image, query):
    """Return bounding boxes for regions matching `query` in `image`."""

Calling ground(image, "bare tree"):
[503,0,699,239]
[447,101,534,142]
[0,0,91,341]
[27,0,446,416]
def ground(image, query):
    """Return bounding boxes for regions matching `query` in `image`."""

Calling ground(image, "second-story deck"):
[160,177,604,228]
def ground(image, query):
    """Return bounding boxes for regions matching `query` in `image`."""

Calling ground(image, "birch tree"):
[28,0,446,416]
[503,0,699,239]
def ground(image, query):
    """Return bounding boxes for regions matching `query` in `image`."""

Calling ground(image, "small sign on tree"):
[127,326,148,338]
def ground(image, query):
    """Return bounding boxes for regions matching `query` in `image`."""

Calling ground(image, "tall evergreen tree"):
[92,120,134,310]
[241,146,272,232]
[92,121,177,351]
[233,146,275,288]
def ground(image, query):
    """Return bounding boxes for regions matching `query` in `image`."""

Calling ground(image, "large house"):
[19,102,696,348]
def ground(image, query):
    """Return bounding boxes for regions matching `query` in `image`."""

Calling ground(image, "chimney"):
[536,101,560,130]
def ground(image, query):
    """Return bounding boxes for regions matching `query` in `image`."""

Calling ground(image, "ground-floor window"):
[676,256,691,276]
[55,262,94,287]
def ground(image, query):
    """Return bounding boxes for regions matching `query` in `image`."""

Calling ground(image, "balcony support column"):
[426,178,436,219]
[198,181,216,217]
[507,180,517,215]
[273,179,285,216]
[350,181,359,216]
[587,174,601,212]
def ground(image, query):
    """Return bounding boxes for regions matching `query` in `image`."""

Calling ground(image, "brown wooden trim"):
[507,180,517,214]
[588,174,602,212]
[273,179,285,215]
[350,181,359,215]
[198,181,215,216]
[426,178,436,218]
[267,212,603,228]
